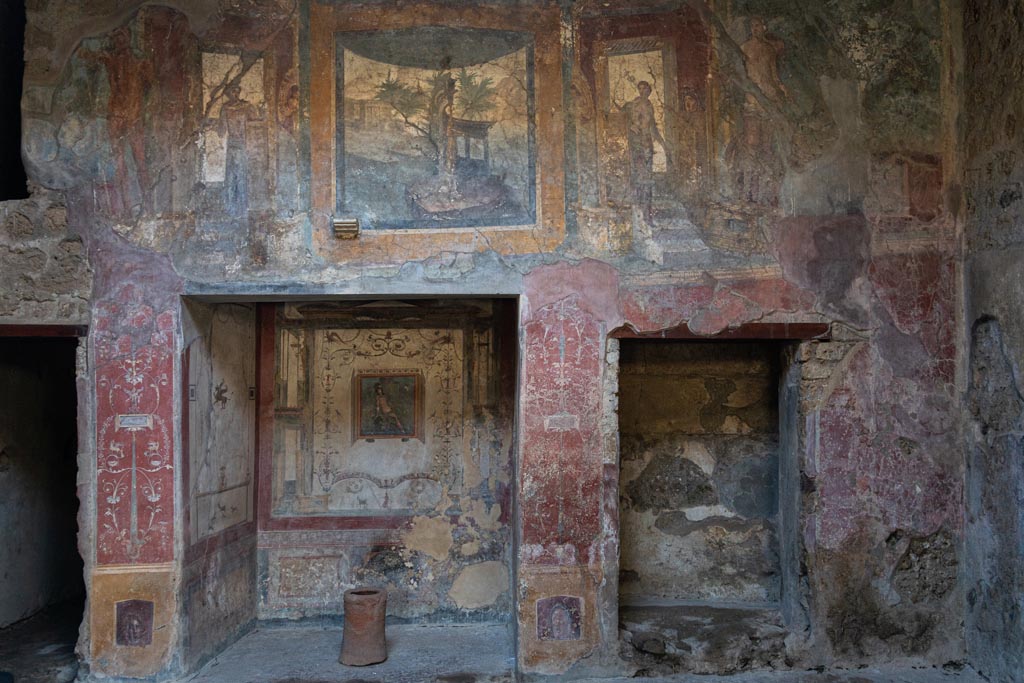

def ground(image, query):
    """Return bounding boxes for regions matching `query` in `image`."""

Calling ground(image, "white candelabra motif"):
[97,350,172,562]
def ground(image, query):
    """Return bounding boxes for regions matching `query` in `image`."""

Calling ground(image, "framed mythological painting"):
[354,372,422,440]
[337,28,536,230]
[577,9,711,212]
[309,2,565,259]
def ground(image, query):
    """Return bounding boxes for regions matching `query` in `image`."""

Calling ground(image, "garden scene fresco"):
[337,27,535,229]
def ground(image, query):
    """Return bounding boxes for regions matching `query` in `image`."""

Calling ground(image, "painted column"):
[517,260,621,674]
[89,258,183,677]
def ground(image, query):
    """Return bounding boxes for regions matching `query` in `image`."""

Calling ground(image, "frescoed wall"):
[257,300,517,621]
[181,302,258,671]
[337,28,535,229]
[7,0,974,679]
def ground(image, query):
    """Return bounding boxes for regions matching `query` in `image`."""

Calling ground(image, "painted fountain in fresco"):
[335,27,536,229]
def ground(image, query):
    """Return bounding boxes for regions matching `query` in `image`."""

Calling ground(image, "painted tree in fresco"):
[455,68,497,119]
[342,39,530,226]
[374,72,430,142]
[374,68,496,176]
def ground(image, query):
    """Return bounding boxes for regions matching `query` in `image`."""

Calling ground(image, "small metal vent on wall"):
[333,218,359,239]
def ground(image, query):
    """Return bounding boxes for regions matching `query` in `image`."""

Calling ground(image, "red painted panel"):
[812,343,961,551]
[610,321,829,340]
[620,278,815,336]
[256,304,276,531]
[520,296,604,559]
[94,291,177,565]
[869,251,956,383]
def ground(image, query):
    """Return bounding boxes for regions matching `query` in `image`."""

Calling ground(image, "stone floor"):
[571,673,986,683]
[0,614,990,683]
[619,602,788,675]
[186,623,988,683]
[0,600,81,683]
[187,623,516,683]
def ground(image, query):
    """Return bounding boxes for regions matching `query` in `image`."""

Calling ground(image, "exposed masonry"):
[0,185,90,324]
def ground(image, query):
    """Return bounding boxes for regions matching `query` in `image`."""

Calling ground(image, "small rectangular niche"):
[618,340,783,605]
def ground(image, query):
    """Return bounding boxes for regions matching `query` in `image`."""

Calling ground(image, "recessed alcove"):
[180,297,519,676]
[615,338,799,675]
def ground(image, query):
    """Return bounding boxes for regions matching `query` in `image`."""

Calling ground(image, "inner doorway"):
[0,334,84,683]
[616,338,790,675]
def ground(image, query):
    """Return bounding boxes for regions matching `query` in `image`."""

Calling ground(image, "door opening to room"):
[0,334,85,682]
[616,338,795,675]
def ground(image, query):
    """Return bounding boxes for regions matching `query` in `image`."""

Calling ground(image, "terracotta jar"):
[339,587,387,666]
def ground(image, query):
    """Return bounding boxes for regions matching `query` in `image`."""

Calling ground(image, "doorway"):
[616,339,791,675]
[0,335,84,682]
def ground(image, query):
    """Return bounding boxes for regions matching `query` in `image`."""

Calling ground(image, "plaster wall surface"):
[181,302,258,671]
[962,2,1024,681]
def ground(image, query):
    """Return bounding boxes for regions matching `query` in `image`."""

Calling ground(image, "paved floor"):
[186,623,987,683]
[570,670,986,683]
[0,614,989,683]
[0,600,81,683]
[187,623,516,683]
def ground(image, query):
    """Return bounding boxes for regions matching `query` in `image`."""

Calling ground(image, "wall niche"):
[616,339,795,675]
[258,299,518,623]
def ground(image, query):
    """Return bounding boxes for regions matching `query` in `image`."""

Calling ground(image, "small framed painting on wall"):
[355,372,421,440]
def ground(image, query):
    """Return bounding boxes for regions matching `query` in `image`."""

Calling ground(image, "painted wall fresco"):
[22,0,947,275]
[520,295,605,563]
[11,0,969,678]
[575,7,712,264]
[181,303,259,674]
[68,10,196,223]
[200,52,267,219]
[94,284,176,566]
[307,2,566,260]
[271,310,464,516]
[258,300,517,621]
[337,28,535,229]
[78,165,185,675]
[186,304,256,543]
